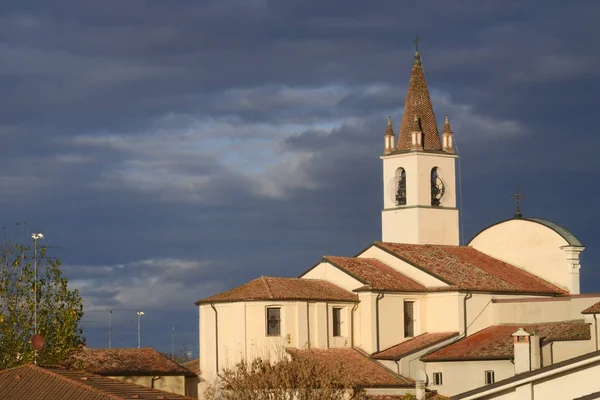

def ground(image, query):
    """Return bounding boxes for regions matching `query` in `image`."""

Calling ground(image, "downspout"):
[151,376,161,388]
[375,293,384,352]
[307,303,311,348]
[393,357,400,374]
[350,302,359,348]
[594,314,598,351]
[210,303,219,374]
[463,293,472,337]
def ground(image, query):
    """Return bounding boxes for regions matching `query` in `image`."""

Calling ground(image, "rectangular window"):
[485,370,495,385]
[332,307,343,337]
[432,372,443,386]
[404,301,415,338]
[266,307,281,336]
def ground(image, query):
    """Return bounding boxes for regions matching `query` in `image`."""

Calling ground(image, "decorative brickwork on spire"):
[397,51,442,151]
[443,114,453,134]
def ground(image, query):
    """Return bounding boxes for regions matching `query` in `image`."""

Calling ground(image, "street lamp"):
[31,233,44,364]
[136,311,144,348]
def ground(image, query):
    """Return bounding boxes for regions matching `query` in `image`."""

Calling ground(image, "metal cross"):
[413,34,420,51]
[510,188,526,218]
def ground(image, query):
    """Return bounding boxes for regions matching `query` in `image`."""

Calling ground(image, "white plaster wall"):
[424,293,462,333]
[358,292,378,353]
[377,294,425,351]
[475,361,600,400]
[469,219,577,293]
[358,246,449,288]
[381,150,459,245]
[328,303,352,348]
[492,296,600,325]
[425,360,514,397]
[301,261,364,291]
[550,340,594,364]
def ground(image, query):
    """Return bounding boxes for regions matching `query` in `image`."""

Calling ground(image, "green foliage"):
[0,233,85,368]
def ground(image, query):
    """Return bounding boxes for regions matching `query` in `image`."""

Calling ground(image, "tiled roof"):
[396,51,442,151]
[286,348,413,388]
[372,332,459,360]
[323,256,426,292]
[422,321,590,362]
[196,276,358,304]
[0,364,194,400]
[66,348,195,376]
[368,394,447,400]
[375,242,567,295]
[181,358,200,376]
[582,301,600,314]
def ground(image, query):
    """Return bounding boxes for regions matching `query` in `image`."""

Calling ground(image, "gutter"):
[376,293,384,352]
[210,303,219,374]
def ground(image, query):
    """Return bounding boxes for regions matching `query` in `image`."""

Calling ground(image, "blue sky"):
[1,0,599,357]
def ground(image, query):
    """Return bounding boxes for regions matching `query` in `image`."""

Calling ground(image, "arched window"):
[395,168,407,206]
[431,167,445,206]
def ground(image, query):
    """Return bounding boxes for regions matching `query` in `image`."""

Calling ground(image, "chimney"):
[512,328,532,374]
[530,332,541,370]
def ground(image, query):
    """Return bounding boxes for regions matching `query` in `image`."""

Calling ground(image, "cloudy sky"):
[1,1,599,357]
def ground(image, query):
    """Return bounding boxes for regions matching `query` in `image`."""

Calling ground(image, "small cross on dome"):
[510,188,526,219]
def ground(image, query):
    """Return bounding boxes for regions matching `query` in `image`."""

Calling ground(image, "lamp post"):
[31,232,44,364]
[136,311,144,348]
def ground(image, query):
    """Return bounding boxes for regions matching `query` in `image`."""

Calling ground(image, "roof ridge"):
[261,276,274,299]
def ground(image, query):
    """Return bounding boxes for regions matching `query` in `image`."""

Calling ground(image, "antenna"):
[172,326,175,359]
[108,310,114,348]
[454,137,465,245]
[31,232,44,364]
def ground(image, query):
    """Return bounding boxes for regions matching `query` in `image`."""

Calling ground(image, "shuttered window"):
[404,301,415,338]
[333,307,342,337]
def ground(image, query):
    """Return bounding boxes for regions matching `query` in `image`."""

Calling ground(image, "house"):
[0,363,195,399]
[452,333,600,400]
[196,46,598,398]
[66,347,198,397]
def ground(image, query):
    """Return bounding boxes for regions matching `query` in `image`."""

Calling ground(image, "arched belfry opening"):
[395,168,407,206]
[431,167,444,206]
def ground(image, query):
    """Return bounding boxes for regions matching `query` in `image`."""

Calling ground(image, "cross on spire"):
[413,35,420,51]
[510,188,526,219]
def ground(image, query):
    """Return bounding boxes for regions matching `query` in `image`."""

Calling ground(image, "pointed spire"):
[383,116,395,154]
[442,114,455,153]
[443,115,453,133]
[397,45,442,152]
[385,116,394,136]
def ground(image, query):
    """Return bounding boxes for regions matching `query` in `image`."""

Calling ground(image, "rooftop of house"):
[372,332,460,360]
[181,358,200,376]
[321,256,427,292]
[196,276,358,304]
[0,364,194,400]
[65,348,196,376]
[286,348,414,388]
[422,321,591,362]
[373,242,567,295]
[582,300,600,314]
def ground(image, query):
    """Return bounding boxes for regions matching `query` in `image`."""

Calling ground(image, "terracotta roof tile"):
[196,277,358,304]
[181,358,200,376]
[0,364,194,400]
[375,242,566,295]
[396,52,442,152]
[324,256,426,292]
[422,321,590,362]
[286,348,413,388]
[66,348,195,376]
[372,332,459,360]
[582,301,600,314]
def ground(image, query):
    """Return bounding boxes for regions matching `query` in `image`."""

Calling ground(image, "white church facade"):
[196,48,598,399]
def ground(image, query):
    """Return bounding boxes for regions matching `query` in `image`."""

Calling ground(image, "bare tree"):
[204,351,367,400]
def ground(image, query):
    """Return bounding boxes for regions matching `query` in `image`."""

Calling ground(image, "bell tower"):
[381,45,459,245]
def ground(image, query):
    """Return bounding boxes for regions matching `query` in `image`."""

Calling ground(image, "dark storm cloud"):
[1,0,599,354]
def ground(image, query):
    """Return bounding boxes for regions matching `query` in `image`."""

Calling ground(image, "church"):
[195,47,599,399]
